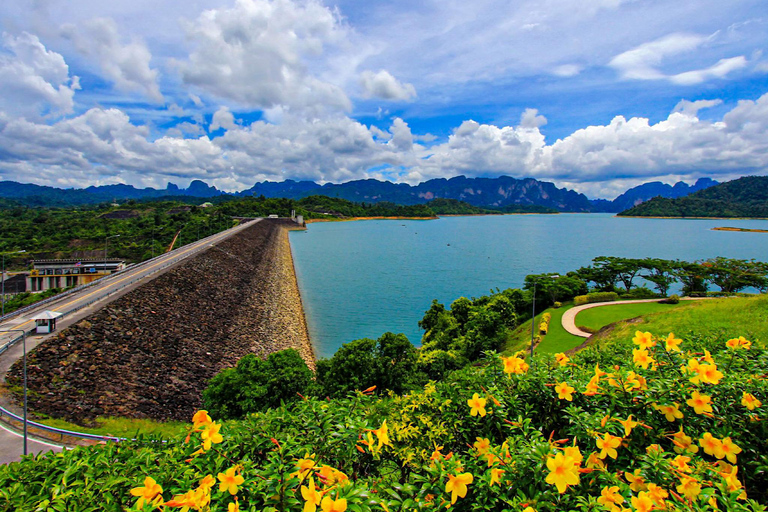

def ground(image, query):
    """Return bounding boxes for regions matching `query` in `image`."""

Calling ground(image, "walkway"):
[561,298,704,338]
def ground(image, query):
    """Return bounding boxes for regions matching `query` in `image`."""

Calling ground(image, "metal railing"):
[0,405,124,443]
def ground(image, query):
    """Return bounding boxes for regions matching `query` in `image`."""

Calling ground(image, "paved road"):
[560,297,708,338]
[0,218,261,464]
[0,422,62,465]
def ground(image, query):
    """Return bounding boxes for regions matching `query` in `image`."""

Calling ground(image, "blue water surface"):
[289,214,768,358]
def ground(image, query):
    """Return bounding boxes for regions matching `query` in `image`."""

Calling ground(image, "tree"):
[593,256,644,292]
[674,262,709,296]
[202,349,313,420]
[639,258,679,297]
[702,257,768,293]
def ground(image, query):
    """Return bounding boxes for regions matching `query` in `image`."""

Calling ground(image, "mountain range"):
[0,176,719,212]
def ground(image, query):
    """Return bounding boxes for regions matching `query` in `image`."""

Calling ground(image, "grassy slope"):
[36,416,187,439]
[503,304,584,355]
[574,301,691,331]
[589,294,768,347]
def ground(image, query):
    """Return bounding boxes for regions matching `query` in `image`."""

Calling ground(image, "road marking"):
[0,422,65,449]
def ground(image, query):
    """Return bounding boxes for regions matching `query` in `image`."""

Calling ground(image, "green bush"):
[573,294,588,305]
[202,348,313,419]
[586,291,619,303]
[619,286,658,299]
[553,301,562,308]
[663,294,681,304]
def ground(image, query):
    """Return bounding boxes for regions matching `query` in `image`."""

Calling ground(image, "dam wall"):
[6,219,313,423]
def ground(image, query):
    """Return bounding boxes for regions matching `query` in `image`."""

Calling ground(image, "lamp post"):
[2,250,26,317]
[104,235,120,277]
[0,329,27,455]
[530,274,559,361]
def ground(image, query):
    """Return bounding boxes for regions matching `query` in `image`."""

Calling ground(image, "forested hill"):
[618,176,768,217]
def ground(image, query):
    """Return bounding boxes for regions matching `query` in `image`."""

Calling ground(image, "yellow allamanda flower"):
[697,363,724,385]
[670,428,699,454]
[555,382,574,401]
[632,348,655,370]
[631,491,655,512]
[646,483,668,508]
[563,445,583,467]
[597,485,623,512]
[741,392,762,410]
[445,472,474,504]
[489,467,504,486]
[301,477,322,512]
[670,455,691,473]
[726,336,751,350]
[501,355,529,374]
[192,410,212,428]
[585,452,605,469]
[633,331,655,350]
[467,393,487,417]
[545,453,579,494]
[473,437,491,455]
[372,420,390,448]
[583,375,600,396]
[617,415,637,437]
[653,402,683,422]
[676,476,702,501]
[200,421,223,451]
[218,466,245,495]
[663,332,683,352]
[625,469,648,492]
[228,502,240,512]
[321,496,348,512]
[596,433,622,460]
[720,437,742,464]
[130,476,163,510]
[687,391,714,415]
[554,353,570,367]
[291,455,317,479]
[700,433,725,459]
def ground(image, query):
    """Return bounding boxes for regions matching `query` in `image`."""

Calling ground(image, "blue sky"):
[0,0,767,198]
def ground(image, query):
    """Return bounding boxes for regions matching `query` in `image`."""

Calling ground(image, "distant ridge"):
[618,176,768,218]
[0,175,721,211]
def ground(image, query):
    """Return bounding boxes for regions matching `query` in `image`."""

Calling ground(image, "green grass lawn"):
[590,295,768,347]
[503,303,584,355]
[35,416,187,439]
[574,301,691,331]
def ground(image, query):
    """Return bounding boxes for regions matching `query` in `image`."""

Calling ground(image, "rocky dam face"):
[6,219,312,423]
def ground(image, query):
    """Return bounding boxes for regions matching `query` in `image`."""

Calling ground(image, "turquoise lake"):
[289,214,768,358]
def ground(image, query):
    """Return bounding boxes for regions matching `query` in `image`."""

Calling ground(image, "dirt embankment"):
[6,219,312,424]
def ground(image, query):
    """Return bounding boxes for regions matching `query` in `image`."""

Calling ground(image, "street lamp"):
[2,250,26,317]
[104,235,120,277]
[530,274,559,361]
[0,329,28,455]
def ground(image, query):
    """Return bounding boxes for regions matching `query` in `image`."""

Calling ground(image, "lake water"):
[289,214,768,358]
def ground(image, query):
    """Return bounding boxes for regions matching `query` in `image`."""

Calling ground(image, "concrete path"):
[561,298,705,338]
[0,422,63,465]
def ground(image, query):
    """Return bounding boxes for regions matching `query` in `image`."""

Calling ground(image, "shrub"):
[553,301,562,308]
[586,291,619,303]
[620,286,658,299]
[202,348,314,420]
[574,294,588,306]
[662,294,680,304]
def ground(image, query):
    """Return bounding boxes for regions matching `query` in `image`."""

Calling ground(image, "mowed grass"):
[35,416,187,439]
[574,301,691,331]
[503,303,584,355]
[590,294,768,347]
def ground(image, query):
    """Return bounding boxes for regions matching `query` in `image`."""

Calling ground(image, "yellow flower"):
[468,393,487,417]
[130,476,163,510]
[676,476,702,501]
[686,391,713,415]
[555,353,570,367]
[703,350,715,364]
[502,355,529,374]
[198,474,216,493]
[555,382,575,401]
[372,420,390,448]
[697,363,723,385]
[585,452,605,469]
[192,410,212,428]
[741,392,762,410]
[201,421,223,451]
[321,496,348,512]
[217,466,245,495]
[301,477,322,512]
[473,437,491,455]
[597,485,623,511]
[292,455,317,479]
[630,491,654,512]
[632,331,655,350]
[670,455,691,473]
[726,336,751,350]
[700,433,725,459]
[671,428,698,454]
[625,469,647,492]
[647,483,668,508]
[623,371,647,392]
[563,445,583,467]
[228,502,240,512]
[583,375,600,396]
[720,437,742,464]
[632,348,655,369]
[445,472,473,504]
[664,333,682,352]
[545,453,579,493]
[596,433,622,460]
[490,468,504,486]
[653,402,683,422]
[617,415,637,437]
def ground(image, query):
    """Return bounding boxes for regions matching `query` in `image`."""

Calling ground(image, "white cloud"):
[60,18,162,102]
[609,33,746,84]
[672,99,722,117]
[176,0,351,112]
[519,108,547,129]
[0,32,80,118]
[210,106,237,132]
[359,70,416,101]
[551,64,582,77]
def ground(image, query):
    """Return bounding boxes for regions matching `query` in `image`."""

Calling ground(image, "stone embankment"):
[6,219,312,423]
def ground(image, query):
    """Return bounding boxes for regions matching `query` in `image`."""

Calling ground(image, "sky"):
[0,0,767,199]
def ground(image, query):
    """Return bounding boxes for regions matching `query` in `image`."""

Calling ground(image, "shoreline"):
[305,215,438,223]
[618,215,768,220]
[712,226,768,233]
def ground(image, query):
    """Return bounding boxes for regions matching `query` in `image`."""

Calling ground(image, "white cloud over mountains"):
[1,91,768,198]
